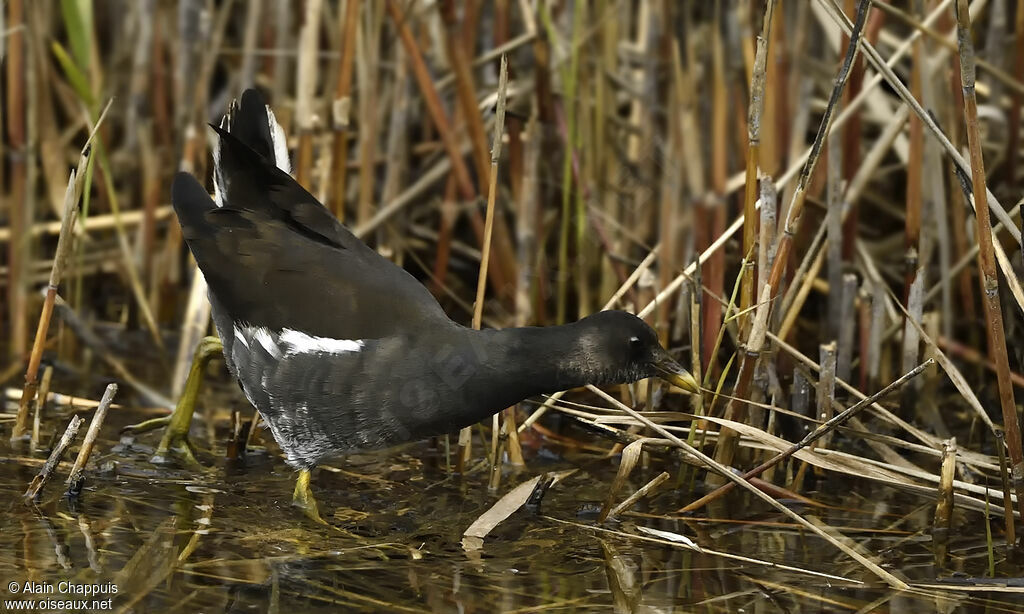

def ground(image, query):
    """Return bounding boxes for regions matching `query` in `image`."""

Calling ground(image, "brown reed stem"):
[13,129,97,441]
[954,0,1024,524]
[904,0,924,305]
[703,2,727,371]
[12,174,76,441]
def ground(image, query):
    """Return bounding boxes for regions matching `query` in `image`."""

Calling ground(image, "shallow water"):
[2,393,1023,613]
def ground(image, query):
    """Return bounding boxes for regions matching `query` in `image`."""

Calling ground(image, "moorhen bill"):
[139,89,699,523]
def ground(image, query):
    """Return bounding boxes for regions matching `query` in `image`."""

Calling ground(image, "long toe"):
[120,415,172,435]
[292,470,328,525]
[151,336,224,466]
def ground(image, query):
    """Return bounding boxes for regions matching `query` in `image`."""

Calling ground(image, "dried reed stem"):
[741,0,776,328]
[953,0,1024,523]
[12,172,78,440]
[13,128,97,441]
[680,359,933,513]
[24,415,83,501]
[456,55,510,474]
[711,0,871,472]
[30,364,52,450]
[66,382,117,494]
[904,0,924,305]
[932,436,957,567]
[481,56,512,487]
[586,383,908,588]
[6,0,27,359]
[607,471,669,519]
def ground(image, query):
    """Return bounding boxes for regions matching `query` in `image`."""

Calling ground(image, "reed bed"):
[2,0,1024,609]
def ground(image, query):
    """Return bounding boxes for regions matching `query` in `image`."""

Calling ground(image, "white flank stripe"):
[212,113,231,208]
[253,328,282,358]
[266,106,291,174]
[280,329,363,355]
[212,147,225,208]
[233,325,250,349]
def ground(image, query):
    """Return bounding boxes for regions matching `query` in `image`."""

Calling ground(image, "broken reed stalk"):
[441,0,518,297]
[953,0,1024,524]
[328,0,360,220]
[13,143,93,441]
[932,436,957,567]
[900,270,924,415]
[711,0,871,473]
[837,273,857,383]
[607,471,670,520]
[740,0,776,329]
[31,364,53,450]
[681,359,933,513]
[66,382,117,495]
[24,415,83,501]
[817,342,837,450]
[599,439,645,523]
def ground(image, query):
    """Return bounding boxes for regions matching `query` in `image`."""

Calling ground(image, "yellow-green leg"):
[292,469,326,525]
[123,336,223,466]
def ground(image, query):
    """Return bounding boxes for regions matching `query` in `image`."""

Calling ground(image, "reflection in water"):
[0,405,1021,613]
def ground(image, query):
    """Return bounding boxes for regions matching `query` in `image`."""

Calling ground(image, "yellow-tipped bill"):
[652,348,700,393]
